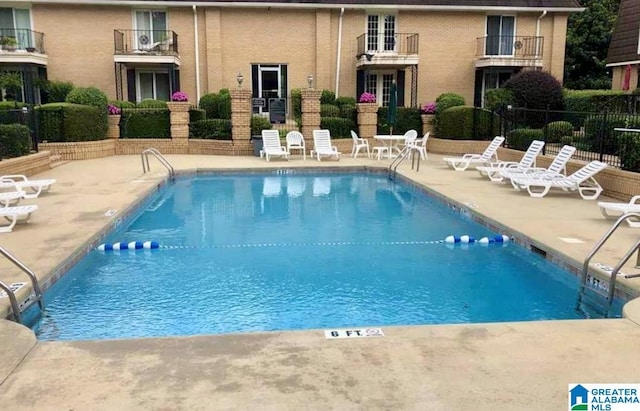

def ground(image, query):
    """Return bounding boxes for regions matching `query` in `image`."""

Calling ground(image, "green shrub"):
[335,96,356,107]
[216,89,231,119]
[42,80,74,103]
[108,100,136,109]
[198,90,231,119]
[0,101,28,125]
[544,121,574,143]
[504,70,563,110]
[376,107,422,135]
[0,101,27,110]
[340,104,357,122]
[617,132,640,172]
[320,89,336,104]
[190,119,232,140]
[65,86,108,108]
[507,128,545,150]
[434,95,466,135]
[436,93,465,103]
[251,115,272,136]
[320,117,355,138]
[438,106,499,140]
[137,99,167,108]
[291,89,302,121]
[120,108,170,138]
[189,108,206,123]
[37,103,107,142]
[484,88,514,112]
[582,115,640,155]
[0,124,30,158]
[321,104,340,118]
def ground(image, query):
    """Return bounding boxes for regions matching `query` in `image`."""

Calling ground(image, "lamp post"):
[307,74,314,89]
[236,72,244,89]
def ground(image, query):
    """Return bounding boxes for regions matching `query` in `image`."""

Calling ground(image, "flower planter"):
[421,114,435,135]
[166,101,191,112]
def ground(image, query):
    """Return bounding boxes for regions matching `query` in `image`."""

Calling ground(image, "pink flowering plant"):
[358,92,377,103]
[107,104,121,115]
[171,91,189,102]
[422,102,437,114]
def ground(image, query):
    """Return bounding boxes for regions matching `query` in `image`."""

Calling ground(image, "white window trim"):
[365,12,398,54]
[135,69,170,102]
[484,14,518,57]
[365,70,396,106]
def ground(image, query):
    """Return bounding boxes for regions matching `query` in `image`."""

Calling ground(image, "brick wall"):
[39,140,116,160]
[0,152,51,176]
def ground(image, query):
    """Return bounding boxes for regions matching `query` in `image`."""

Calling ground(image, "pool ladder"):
[141,148,175,181]
[388,146,421,180]
[576,212,640,318]
[0,245,45,324]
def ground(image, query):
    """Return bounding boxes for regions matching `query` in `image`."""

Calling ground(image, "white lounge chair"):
[502,145,576,189]
[350,130,370,158]
[443,136,505,171]
[0,175,56,199]
[408,132,429,160]
[476,140,545,182]
[311,130,341,161]
[598,196,640,227]
[0,204,37,233]
[286,131,306,160]
[511,160,608,199]
[261,130,289,162]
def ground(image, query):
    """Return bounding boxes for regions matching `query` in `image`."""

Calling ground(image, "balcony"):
[0,29,47,66]
[356,33,419,68]
[113,30,180,66]
[475,36,544,68]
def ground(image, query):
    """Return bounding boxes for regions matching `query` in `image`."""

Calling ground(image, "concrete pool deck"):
[1,153,640,409]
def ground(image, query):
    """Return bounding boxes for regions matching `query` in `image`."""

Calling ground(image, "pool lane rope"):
[97,235,510,252]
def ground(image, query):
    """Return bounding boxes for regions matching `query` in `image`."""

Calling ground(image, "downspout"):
[535,10,547,58]
[193,5,201,102]
[335,7,344,96]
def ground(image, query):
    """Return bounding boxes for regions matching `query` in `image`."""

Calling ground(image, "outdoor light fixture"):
[236,72,244,89]
[307,74,314,89]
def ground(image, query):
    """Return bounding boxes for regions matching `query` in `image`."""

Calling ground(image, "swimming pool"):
[31,172,617,340]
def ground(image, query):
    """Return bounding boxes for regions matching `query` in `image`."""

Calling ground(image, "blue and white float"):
[478,235,510,244]
[445,234,509,245]
[97,241,159,251]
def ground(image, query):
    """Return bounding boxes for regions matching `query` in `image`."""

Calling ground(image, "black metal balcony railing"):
[476,36,543,59]
[114,30,179,55]
[0,28,45,54]
[356,33,419,57]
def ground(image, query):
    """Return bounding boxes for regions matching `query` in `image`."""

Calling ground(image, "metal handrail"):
[576,212,640,317]
[141,148,175,180]
[0,279,22,323]
[388,146,420,180]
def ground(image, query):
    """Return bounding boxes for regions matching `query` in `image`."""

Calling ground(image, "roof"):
[31,0,584,10]
[607,0,640,66]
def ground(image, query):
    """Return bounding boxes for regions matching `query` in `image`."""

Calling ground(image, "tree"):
[564,0,621,90]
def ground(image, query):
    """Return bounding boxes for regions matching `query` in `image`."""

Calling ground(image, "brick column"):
[230,89,252,142]
[107,115,121,139]
[421,114,435,136]
[357,103,378,138]
[301,88,321,139]
[167,102,191,139]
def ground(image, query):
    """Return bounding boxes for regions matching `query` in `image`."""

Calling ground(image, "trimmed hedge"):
[108,100,136,109]
[504,70,563,110]
[66,86,108,108]
[37,103,107,142]
[484,88,514,112]
[0,102,28,125]
[321,104,340,118]
[291,89,302,121]
[320,117,356,138]
[340,104,357,122]
[437,106,499,140]
[335,96,356,107]
[320,89,336,104]
[564,89,631,113]
[618,132,640,172]
[434,94,466,135]
[0,124,30,158]
[544,121,574,143]
[42,80,74,103]
[189,108,206,123]
[583,115,640,155]
[198,89,231,120]
[251,115,272,136]
[190,119,232,140]
[137,99,167,108]
[507,128,545,150]
[377,107,422,135]
[120,108,170,138]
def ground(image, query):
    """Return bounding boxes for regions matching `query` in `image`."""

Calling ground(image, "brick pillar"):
[301,88,321,139]
[167,102,191,139]
[421,114,435,136]
[107,115,121,139]
[357,103,378,138]
[230,89,252,141]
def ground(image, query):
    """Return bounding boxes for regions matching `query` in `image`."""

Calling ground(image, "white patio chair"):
[598,196,640,227]
[401,129,418,150]
[286,131,306,160]
[350,130,370,158]
[0,204,38,233]
[510,160,608,200]
[501,145,576,188]
[261,130,289,162]
[476,140,545,182]
[0,175,56,199]
[311,130,340,161]
[443,136,505,171]
[408,132,429,160]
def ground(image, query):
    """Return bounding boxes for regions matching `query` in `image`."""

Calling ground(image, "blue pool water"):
[32,172,613,341]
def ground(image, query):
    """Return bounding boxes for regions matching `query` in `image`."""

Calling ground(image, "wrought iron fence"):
[356,33,419,57]
[0,28,45,53]
[475,35,543,59]
[0,107,48,151]
[114,29,178,55]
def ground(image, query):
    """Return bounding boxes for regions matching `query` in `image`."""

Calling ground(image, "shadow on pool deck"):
[1,154,640,410]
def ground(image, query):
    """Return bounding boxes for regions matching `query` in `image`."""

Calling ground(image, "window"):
[365,72,395,106]
[136,71,170,101]
[485,15,515,56]
[481,69,514,107]
[0,8,33,50]
[367,14,396,53]
[134,10,167,50]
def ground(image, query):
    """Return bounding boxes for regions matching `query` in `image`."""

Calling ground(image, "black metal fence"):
[0,107,46,152]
